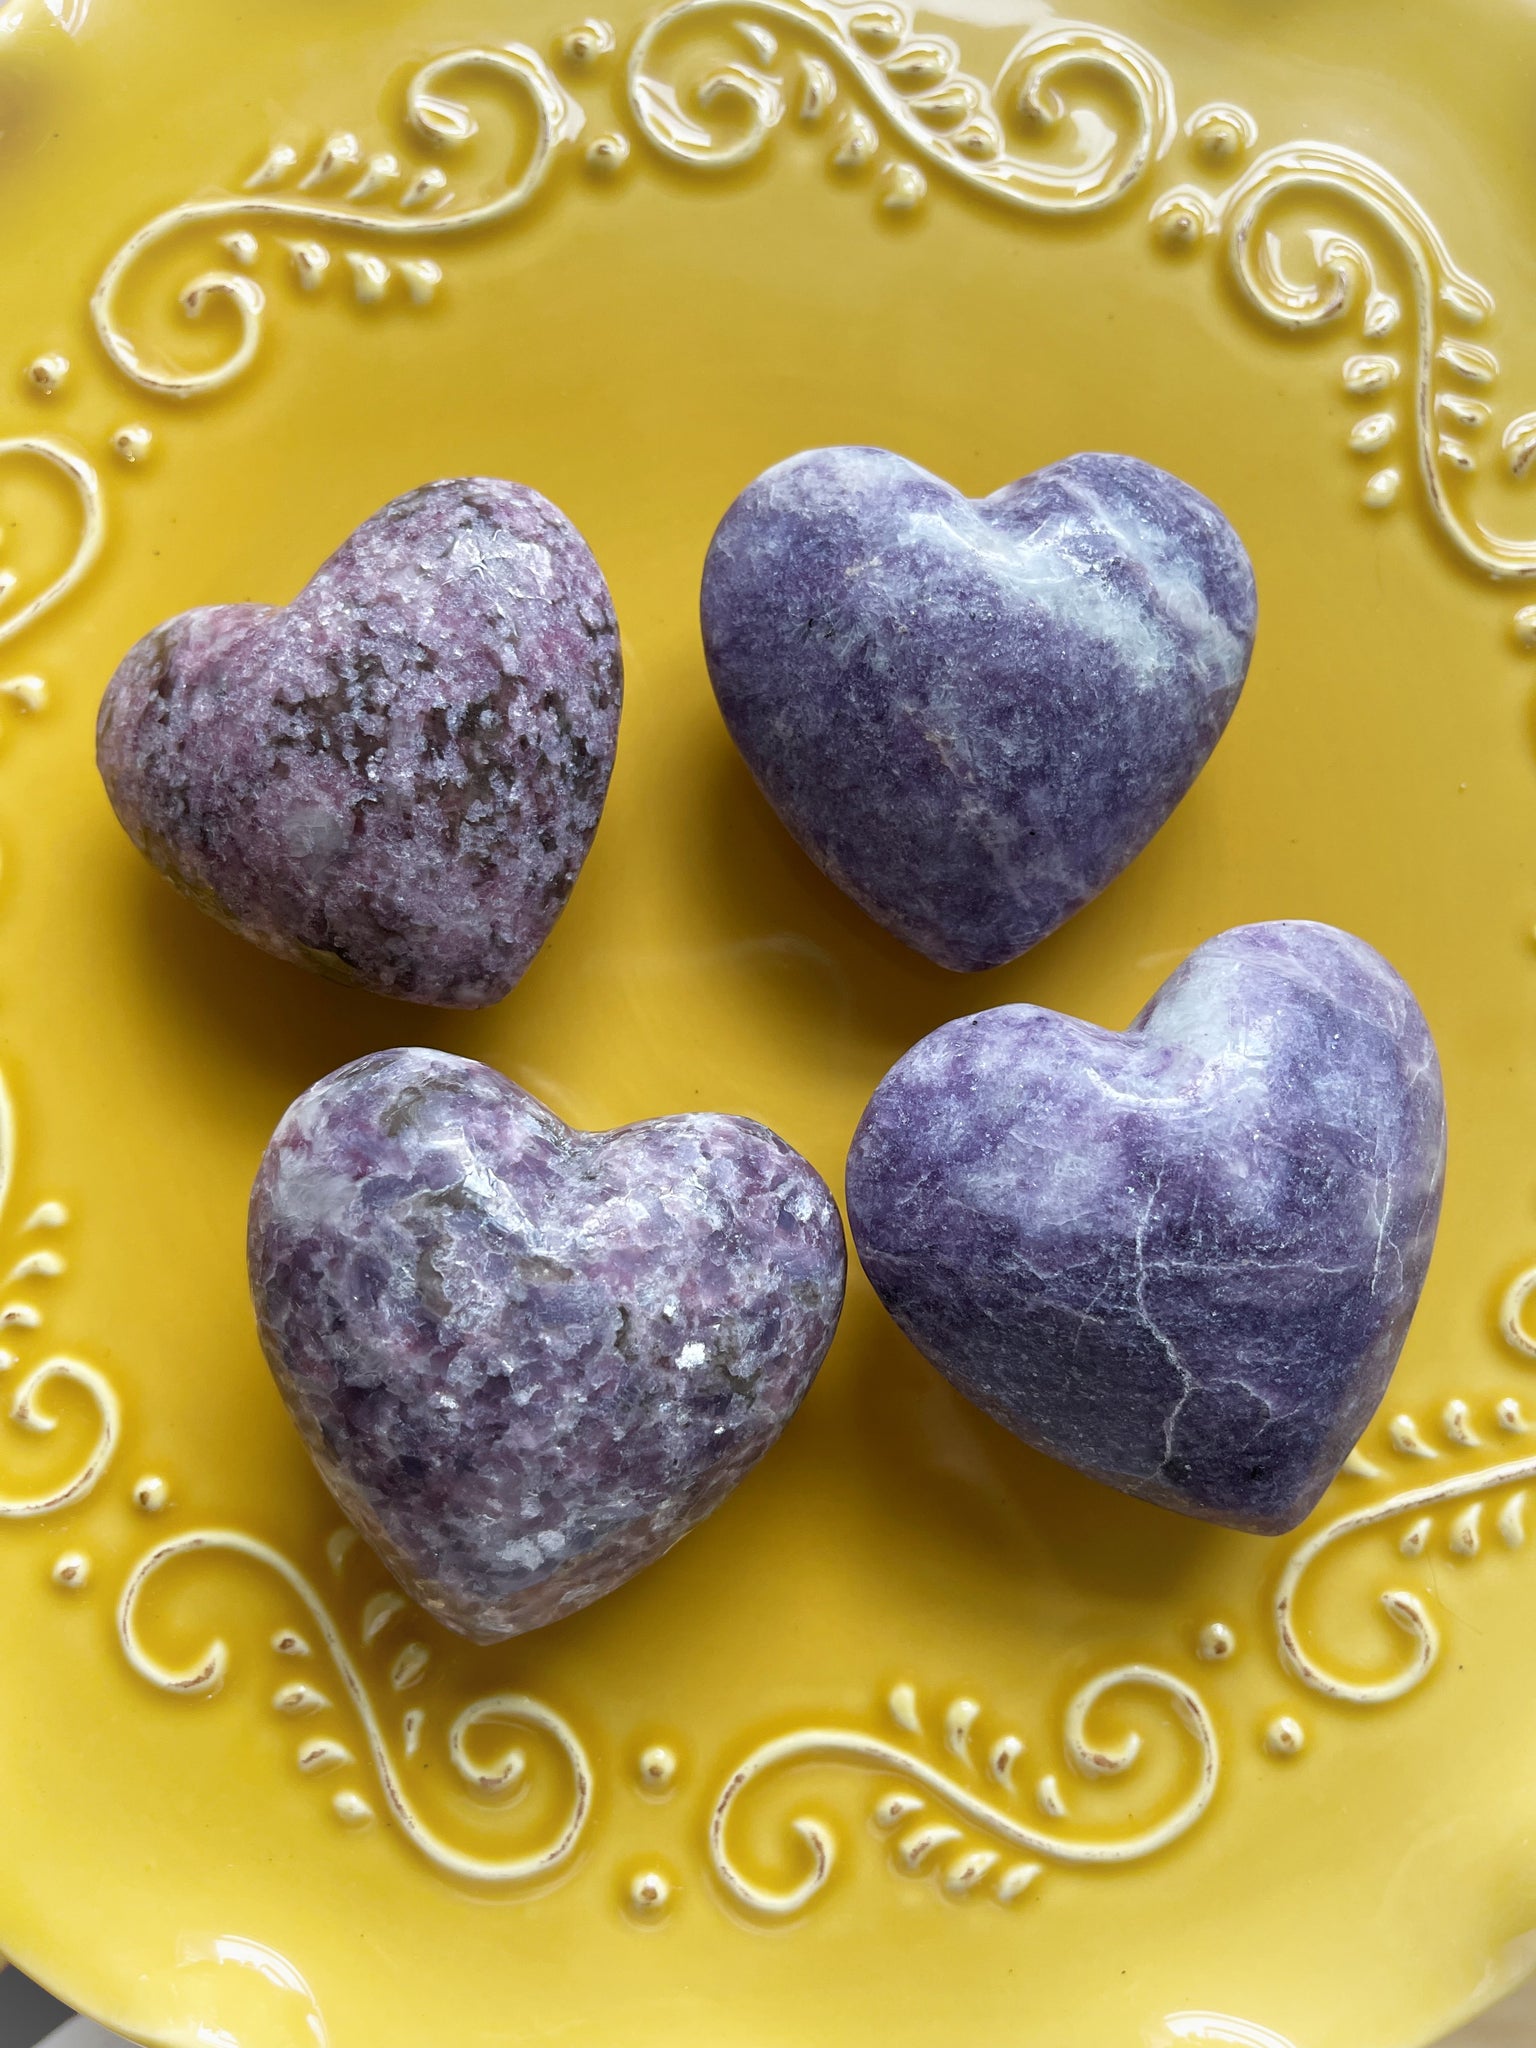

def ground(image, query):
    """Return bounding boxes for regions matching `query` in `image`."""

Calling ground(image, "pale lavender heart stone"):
[846,922,1445,1534]
[701,447,1256,971]
[249,1049,846,1640]
[97,478,621,1008]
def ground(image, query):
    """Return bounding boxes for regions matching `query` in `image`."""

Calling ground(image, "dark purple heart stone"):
[97,478,622,1008]
[249,1048,846,1640]
[846,922,1445,1534]
[701,447,1257,971]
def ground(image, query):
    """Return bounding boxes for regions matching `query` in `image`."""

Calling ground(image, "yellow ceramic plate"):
[1,2,1534,2043]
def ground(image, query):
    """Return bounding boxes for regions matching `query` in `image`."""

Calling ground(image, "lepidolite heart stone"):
[846,923,1445,1534]
[249,1049,846,1640]
[97,478,622,1008]
[701,447,1256,971]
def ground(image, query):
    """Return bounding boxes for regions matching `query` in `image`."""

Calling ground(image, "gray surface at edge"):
[3,1963,1535,2044]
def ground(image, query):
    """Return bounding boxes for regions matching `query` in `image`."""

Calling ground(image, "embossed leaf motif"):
[1273,1313,1536,1708]
[117,1529,593,1883]
[709,1673,1218,1915]
[0,1109,113,1521]
[2,0,1531,666]
[1153,132,1536,607]
[625,2,1176,210]
[89,47,583,398]
[1503,412,1536,480]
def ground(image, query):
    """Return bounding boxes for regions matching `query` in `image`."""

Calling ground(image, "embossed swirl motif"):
[118,1527,593,1884]
[0,1074,113,1519]
[91,6,1178,407]
[90,47,584,399]
[3,0,1536,1916]
[710,1669,1217,1914]
[1151,133,1536,605]
[0,1354,118,1518]
[0,0,1518,656]
[0,437,102,656]
[1270,1271,1536,1705]
[627,0,1175,213]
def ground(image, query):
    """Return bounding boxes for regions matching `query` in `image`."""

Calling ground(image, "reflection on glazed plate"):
[1153,2017,1300,2048]
[160,1937,328,2048]
[2,1,1536,2044]
[0,1,92,35]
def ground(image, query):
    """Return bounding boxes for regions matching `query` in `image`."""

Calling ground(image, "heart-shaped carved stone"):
[847,923,1445,1533]
[249,1049,846,1640]
[98,478,621,1008]
[702,448,1256,971]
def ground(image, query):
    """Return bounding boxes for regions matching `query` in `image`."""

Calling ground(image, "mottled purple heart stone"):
[846,923,1445,1533]
[97,479,622,1008]
[701,447,1256,971]
[249,1049,846,1640]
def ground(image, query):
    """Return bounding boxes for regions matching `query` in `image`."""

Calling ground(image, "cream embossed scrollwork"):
[628,0,1175,213]
[0,1069,114,1516]
[1274,1308,1536,1705]
[118,1529,593,1885]
[0,1357,119,1517]
[709,1666,1218,1915]
[91,47,584,399]
[1273,1454,1536,1703]
[1154,136,1536,595]
[0,437,103,652]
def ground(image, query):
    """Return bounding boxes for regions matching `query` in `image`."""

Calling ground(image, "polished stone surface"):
[847,922,1445,1533]
[98,479,621,1007]
[701,446,1256,971]
[249,1048,846,1639]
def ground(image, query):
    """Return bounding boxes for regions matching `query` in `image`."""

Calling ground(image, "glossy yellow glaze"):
[2,2,1536,2044]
